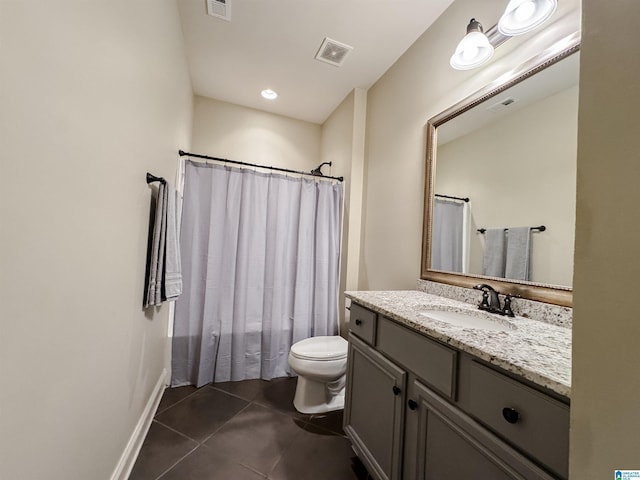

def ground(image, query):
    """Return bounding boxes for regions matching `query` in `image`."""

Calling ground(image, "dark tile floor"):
[129,377,372,480]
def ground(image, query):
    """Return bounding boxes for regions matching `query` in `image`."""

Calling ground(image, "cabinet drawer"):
[349,303,377,345]
[411,380,557,480]
[467,361,569,478]
[376,317,456,399]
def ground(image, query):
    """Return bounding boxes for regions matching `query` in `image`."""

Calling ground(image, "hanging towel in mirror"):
[482,228,506,278]
[505,226,532,281]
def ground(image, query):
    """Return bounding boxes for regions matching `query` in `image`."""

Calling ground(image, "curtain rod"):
[178,150,344,182]
[435,193,469,203]
[477,225,546,234]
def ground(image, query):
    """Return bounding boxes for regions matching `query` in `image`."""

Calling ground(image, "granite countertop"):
[345,290,571,398]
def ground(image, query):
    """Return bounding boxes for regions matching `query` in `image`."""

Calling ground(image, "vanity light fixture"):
[498,0,557,36]
[450,18,494,71]
[451,0,558,70]
[261,89,278,100]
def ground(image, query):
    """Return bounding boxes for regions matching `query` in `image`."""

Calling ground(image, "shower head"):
[311,162,332,176]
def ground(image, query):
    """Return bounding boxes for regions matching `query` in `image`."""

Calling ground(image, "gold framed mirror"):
[421,33,580,307]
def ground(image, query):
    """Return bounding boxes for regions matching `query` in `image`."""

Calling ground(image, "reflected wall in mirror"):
[422,34,580,307]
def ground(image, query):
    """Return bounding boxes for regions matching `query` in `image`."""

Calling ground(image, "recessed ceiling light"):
[261,89,278,100]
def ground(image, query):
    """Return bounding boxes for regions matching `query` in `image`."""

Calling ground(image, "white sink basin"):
[419,310,513,332]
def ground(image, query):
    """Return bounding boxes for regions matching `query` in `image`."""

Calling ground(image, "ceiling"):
[438,51,580,145]
[177,0,454,124]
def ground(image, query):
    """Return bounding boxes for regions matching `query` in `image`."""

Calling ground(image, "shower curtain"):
[172,161,343,387]
[431,198,469,273]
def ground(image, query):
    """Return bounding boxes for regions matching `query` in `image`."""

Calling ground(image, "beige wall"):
[571,0,640,477]
[436,85,578,286]
[8,0,635,478]
[192,93,365,334]
[321,89,368,332]
[191,95,321,172]
[360,0,581,290]
[0,1,193,479]
[321,91,355,333]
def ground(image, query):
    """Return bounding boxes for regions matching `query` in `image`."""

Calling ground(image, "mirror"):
[422,34,580,307]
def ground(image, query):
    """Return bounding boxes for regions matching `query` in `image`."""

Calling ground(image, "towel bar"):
[146,172,166,184]
[477,226,546,234]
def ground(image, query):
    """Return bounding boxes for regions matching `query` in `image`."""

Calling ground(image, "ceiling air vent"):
[207,0,231,21]
[315,38,353,67]
[487,97,519,113]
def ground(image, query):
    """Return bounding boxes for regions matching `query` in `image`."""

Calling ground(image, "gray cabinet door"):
[410,380,557,480]
[344,334,406,480]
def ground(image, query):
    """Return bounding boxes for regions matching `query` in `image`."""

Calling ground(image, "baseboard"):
[110,368,168,480]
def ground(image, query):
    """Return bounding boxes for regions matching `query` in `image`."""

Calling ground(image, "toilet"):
[288,335,349,414]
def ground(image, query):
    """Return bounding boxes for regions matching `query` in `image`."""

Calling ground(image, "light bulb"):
[498,0,557,36]
[462,45,479,61]
[514,1,536,22]
[450,20,494,71]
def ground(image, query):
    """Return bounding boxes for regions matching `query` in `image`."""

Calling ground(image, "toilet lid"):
[290,336,348,361]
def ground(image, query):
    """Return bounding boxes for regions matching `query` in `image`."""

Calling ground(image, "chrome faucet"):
[472,284,516,317]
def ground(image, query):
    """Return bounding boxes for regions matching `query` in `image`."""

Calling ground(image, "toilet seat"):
[290,336,348,361]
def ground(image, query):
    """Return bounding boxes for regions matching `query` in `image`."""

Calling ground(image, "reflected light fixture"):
[498,0,557,36]
[261,89,278,100]
[450,18,494,71]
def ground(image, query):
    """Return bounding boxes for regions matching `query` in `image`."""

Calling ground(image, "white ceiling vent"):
[207,0,231,21]
[487,97,519,113]
[315,38,353,67]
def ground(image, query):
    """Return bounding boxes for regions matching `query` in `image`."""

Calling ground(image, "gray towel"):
[154,184,168,303]
[145,182,182,307]
[145,183,165,307]
[164,187,182,300]
[505,227,532,281]
[482,228,506,277]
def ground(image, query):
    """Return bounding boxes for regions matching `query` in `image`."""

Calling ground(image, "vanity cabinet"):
[344,303,569,480]
[344,334,406,480]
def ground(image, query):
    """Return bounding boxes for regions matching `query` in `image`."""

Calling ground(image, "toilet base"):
[292,375,345,414]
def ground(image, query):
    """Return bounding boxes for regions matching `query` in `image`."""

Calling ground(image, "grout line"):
[155,386,255,445]
[263,425,309,478]
[140,377,356,480]
[154,444,200,480]
[154,387,201,417]
[208,384,261,403]
[152,419,202,445]
[237,462,270,479]
[197,401,255,445]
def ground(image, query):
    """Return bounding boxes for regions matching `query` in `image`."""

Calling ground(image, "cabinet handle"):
[392,386,401,396]
[355,319,362,326]
[408,399,418,410]
[502,407,520,424]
